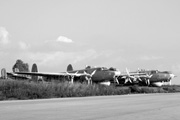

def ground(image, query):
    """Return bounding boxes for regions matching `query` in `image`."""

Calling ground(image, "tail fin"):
[85,65,91,69]
[31,63,38,81]
[1,68,7,79]
[31,63,38,72]
[67,64,73,72]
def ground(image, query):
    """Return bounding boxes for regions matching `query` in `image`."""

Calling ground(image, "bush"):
[129,85,142,93]
[140,87,166,93]
[162,85,180,92]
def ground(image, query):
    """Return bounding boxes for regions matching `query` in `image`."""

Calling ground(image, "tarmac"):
[0,93,180,120]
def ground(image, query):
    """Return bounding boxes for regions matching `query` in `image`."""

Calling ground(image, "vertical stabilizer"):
[31,63,38,81]
[67,64,73,72]
[1,68,7,79]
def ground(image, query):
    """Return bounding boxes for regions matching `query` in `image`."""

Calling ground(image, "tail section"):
[67,64,73,72]
[31,63,38,81]
[1,68,7,79]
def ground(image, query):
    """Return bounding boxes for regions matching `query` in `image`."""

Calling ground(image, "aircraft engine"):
[100,81,111,86]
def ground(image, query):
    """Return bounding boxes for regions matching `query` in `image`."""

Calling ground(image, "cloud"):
[18,41,30,50]
[27,49,98,68]
[139,56,163,61]
[72,49,97,64]
[56,36,73,43]
[0,27,9,45]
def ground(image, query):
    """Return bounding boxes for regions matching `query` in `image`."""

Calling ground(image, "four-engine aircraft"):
[135,69,176,87]
[12,66,123,85]
[119,69,176,87]
[10,65,176,87]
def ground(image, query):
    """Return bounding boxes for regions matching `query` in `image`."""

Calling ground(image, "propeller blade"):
[126,68,130,76]
[124,79,128,84]
[70,75,74,83]
[148,74,153,78]
[74,71,79,75]
[83,70,96,84]
[83,71,88,75]
[124,78,132,84]
[137,76,142,81]
[129,78,132,83]
[126,68,137,81]
[147,79,150,86]
[113,76,119,84]
[90,70,96,76]
[116,77,119,84]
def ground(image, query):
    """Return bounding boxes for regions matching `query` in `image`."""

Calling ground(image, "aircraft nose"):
[170,74,176,79]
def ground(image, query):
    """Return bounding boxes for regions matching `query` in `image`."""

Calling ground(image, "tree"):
[67,64,73,72]
[12,59,29,72]
[31,63,38,81]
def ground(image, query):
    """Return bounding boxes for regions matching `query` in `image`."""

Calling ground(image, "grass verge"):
[0,79,179,100]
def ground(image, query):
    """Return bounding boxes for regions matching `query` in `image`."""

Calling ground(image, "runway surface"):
[0,93,180,120]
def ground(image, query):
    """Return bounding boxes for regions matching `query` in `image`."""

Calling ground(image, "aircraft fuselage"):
[150,72,172,82]
[68,67,120,82]
[138,70,175,86]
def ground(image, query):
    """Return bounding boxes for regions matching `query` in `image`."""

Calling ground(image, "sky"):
[0,0,180,84]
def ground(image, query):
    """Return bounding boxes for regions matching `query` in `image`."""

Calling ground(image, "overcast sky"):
[0,0,180,84]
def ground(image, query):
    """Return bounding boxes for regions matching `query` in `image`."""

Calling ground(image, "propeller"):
[113,75,119,84]
[66,71,78,83]
[124,77,132,84]
[125,68,152,84]
[113,70,121,84]
[84,70,96,84]
[145,74,152,86]
[146,78,150,86]
[136,76,142,82]
[84,71,91,84]
[124,68,135,83]
[70,75,75,83]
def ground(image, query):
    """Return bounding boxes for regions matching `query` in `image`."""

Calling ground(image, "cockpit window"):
[151,70,158,74]
[96,68,103,71]
[162,71,171,74]
[96,67,108,71]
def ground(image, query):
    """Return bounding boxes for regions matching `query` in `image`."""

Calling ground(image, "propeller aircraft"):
[120,69,177,87]
[11,65,122,85]
[7,65,176,87]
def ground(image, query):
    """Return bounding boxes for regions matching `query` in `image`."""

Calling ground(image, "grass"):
[0,79,180,100]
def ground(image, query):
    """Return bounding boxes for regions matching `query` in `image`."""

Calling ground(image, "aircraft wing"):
[7,72,30,79]
[14,71,89,77]
[119,73,147,77]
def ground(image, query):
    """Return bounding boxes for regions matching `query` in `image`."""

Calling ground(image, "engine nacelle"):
[100,81,111,86]
[151,82,163,87]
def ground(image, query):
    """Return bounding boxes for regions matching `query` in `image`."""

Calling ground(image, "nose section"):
[170,74,176,79]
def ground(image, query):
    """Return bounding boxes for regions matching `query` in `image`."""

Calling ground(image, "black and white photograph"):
[0,0,180,120]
